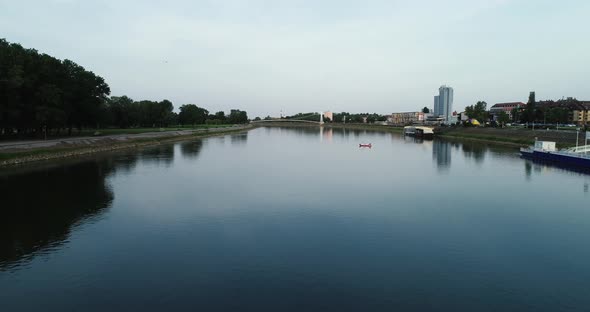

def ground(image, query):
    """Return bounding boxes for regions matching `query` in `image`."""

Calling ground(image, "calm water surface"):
[1,127,590,311]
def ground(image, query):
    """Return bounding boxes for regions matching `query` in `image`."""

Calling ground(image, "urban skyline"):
[2,0,589,118]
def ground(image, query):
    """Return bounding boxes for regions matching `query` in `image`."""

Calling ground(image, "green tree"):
[464,101,488,124]
[524,91,535,122]
[228,109,248,124]
[214,111,226,122]
[511,107,520,122]
[179,104,208,126]
[422,107,430,113]
[497,111,510,126]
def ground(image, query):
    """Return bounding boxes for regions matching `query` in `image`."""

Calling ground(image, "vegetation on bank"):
[279,112,389,123]
[0,38,248,139]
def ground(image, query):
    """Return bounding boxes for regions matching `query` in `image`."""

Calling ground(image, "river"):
[1,126,589,311]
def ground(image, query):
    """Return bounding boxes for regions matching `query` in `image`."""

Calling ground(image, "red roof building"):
[490,102,525,120]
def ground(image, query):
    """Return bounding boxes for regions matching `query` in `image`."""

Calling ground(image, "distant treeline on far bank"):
[0,38,248,138]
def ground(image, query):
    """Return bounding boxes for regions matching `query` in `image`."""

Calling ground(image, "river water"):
[1,126,590,311]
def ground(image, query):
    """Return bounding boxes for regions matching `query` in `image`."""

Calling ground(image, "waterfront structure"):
[403,126,434,139]
[388,112,424,125]
[434,85,453,123]
[323,111,333,122]
[433,96,439,115]
[490,102,525,120]
[521,140,590,168]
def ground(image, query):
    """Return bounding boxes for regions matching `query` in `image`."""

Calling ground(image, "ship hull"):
[520,149,590,168]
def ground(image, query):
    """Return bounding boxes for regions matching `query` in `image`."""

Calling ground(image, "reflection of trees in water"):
[461,142,486,164]
[0,158,129,270]
[432,140,451,171]
[139,144,175,166]
[180,140,203,159]
[230,132,248,144]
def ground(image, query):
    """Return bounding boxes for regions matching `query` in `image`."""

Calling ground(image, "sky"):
[1,0,589,117]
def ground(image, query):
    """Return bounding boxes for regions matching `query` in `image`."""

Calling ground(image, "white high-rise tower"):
[437,85,454,123]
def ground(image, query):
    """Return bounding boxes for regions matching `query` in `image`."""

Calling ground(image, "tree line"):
[283,112,388,123]
[463,92,578,127]
[0,39,248,138]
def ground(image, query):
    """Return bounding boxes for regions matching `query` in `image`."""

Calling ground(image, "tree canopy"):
[0,38,249,138]
[0,38,110,135]
[179,104,208,126]
[464,101,488,123]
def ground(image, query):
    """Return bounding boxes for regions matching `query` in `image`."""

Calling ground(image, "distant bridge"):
[251,112,325,125]
[251,119,322,125]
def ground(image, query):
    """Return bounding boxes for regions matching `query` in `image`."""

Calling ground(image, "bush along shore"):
[0,125,253,167]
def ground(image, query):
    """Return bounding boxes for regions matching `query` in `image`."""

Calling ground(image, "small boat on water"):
[403,126,434,139]
[520,140,590,168]
[359,143,372,148]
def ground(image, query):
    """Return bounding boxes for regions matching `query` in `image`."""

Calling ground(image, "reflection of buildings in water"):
[0,158,128,269]
[320,127,333,143]
[432,140,451,171]
[180,140,203,159]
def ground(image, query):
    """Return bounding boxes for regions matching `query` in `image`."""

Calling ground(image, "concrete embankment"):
[0,125,253,167]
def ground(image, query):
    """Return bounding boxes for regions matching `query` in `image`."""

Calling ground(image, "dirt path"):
[0,127,245,152]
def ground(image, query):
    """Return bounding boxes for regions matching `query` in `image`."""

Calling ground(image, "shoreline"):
[0,125,253,167]
[257,122,579,148]
[3,122,578,167]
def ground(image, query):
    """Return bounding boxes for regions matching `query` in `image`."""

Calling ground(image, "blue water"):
[1,126,590,311]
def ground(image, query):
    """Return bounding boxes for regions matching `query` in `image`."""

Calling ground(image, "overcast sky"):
[1,0,589,117]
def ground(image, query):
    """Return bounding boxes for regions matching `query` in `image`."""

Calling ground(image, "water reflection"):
[525,161,532,181]
[433,140,451,171]
[180,140,203,159]
[0,160,122,270]
[404,136,424,144]
[523,158,590,184]
[139,144,175,167]
[462,142,486,164]
[230,132,248,144]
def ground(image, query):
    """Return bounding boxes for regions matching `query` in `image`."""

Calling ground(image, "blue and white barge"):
[520,140,590,168]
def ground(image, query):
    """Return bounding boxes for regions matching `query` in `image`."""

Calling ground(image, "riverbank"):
[256,121,583,148]
[0,125,253,167]
[436,127,580,148]
[254,121,404,133]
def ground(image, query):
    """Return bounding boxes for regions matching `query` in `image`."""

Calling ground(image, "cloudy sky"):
[1,0,589,117]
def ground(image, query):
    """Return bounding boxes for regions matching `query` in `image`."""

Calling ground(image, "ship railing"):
[562,145,590,154]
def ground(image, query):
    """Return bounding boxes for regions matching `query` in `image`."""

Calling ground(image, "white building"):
[434,85,454,124]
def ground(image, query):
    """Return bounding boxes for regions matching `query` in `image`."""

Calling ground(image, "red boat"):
[359,143,372,148]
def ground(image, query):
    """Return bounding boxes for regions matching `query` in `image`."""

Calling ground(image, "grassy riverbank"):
[437,127,580,148]
[0,125,252,167]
